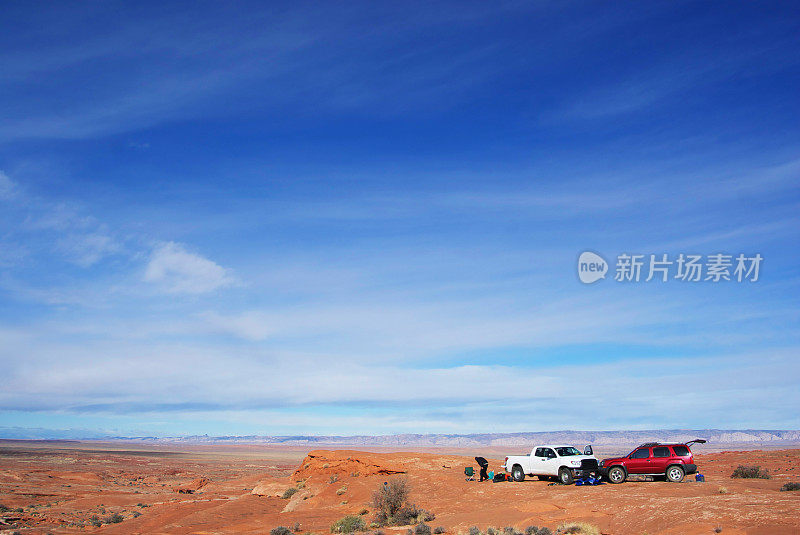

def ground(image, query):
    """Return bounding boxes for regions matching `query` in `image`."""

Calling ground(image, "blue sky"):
[1,1,799,438]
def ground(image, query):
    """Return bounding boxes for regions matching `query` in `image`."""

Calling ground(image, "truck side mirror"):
[584,445,593,456]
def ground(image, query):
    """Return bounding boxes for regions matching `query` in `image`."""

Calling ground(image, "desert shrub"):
[556,522,599,535]
[323,463,330,469]
[14,507,23,513]
[731,465,770,479]
[351,471,361,477]
[297,480,307,489]
[293,522,302,532]
[713,527,722,534]
[526,528,552,535]
[0,504,9,512]
[359,508,369,516]
[90,515,102,527]
[780,482,800,491]
[132,511,141,518]
[434,527,445,534]
[487,528,497,535]
[718,486,729,494]
[415,523,432,535]
[504,528,521,535]
[282,487,299,499]
[374,531,384,535]
[330,475,340,484]
[406,530,413,535]
[331,515,367,533]
[107,513,124,524]
[394,504,430,526]
[372,478,409,519]
[424,512,436,522]
[468,527,480,535]
[372,477,416,525]
[272,526,293,535]
[337,486,347,495]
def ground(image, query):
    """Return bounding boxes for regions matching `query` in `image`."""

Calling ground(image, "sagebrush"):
[730,465,770,479]
[331,515,366,533]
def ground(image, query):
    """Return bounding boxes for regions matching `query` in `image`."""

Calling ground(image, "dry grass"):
[556,522,600,535]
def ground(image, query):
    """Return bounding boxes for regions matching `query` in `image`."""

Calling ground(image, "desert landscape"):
[1,440,799,535]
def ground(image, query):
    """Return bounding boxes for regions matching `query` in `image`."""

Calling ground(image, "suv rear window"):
[630,448,650,459]
[672,445,690,456]
[653,447,671,458]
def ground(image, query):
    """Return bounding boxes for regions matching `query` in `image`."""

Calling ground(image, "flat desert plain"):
[1,441,799,534]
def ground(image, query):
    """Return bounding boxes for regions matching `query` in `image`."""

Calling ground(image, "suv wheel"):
[558,467,574,485]
[512,465,525,482]
[666,465,685,483]
[607,466,626,484]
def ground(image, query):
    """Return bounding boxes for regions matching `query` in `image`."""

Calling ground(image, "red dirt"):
[1,442,798,534]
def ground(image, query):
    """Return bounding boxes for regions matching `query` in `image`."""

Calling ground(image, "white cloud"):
[1,334,798,432]
[200,311,273,341]
[57,231,121,267]
[0,171,16,199]
[144,242,233,294]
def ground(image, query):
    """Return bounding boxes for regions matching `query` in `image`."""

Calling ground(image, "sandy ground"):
[0,441,798,535]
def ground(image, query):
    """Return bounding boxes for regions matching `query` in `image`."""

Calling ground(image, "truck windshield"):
[555,447,581,456]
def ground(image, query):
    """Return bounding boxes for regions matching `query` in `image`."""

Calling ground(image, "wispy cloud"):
[56,231,122,268]
[0,171,17,199]
[1,331,797,432]
[552,30,799,122]
[144,242,234,294]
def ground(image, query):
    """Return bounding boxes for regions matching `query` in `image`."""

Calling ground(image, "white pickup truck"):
[503,445,598,484]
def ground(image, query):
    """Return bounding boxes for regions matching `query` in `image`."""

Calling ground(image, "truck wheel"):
[558,467,574,485]
[607,466,626,484]
[666,465,685,483]
[512,465,525,482]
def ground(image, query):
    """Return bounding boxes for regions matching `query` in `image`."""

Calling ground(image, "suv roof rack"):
[638,442,661,447]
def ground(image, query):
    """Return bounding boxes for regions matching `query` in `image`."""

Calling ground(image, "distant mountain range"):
[5,428,796,448]
[154,430,800,447]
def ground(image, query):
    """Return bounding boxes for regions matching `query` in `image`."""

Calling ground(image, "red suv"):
[599,439,705,484]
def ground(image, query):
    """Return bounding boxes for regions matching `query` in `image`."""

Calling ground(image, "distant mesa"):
[292,450,406,482]
[174,477,210,494]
